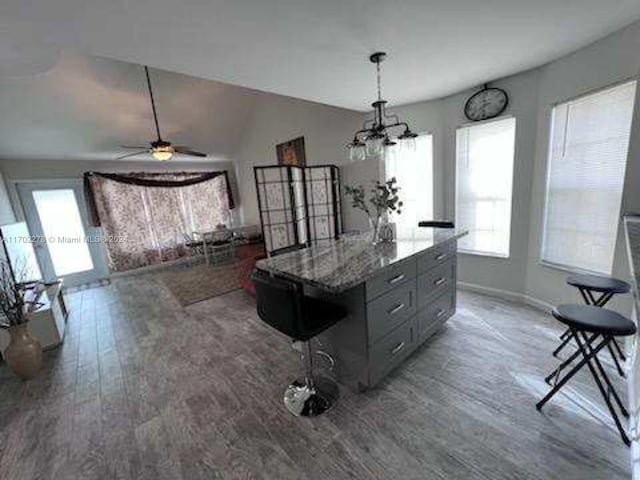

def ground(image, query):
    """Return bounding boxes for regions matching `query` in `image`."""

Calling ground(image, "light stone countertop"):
[256,229,468,293]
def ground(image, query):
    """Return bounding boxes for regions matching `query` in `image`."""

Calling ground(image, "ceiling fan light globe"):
[152,149,173,161]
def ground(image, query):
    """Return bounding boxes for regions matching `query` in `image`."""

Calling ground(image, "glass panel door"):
[31,189,94,276]
[17,181,107,287]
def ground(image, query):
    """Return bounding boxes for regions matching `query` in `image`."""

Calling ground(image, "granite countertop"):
[256,229,467,293]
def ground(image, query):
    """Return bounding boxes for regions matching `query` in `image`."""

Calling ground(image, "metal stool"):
[554,274,630,377]
[252,269,346,417]
[537,304,636,446]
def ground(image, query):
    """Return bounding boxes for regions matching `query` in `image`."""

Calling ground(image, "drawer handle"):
[434,277,446,286]
[435,308,446,318]
[390,342,406,356]
[388,303,405,315]
[435,253,448,261]
[387,273,405,285]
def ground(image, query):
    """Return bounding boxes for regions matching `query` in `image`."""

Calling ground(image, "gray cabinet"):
[315,239,458,391]
[366,279,416,344]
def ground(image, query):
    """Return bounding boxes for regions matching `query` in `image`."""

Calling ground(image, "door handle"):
[435,252,447,261]
[387,273,405,285]
[434,277,446,286]
[435,308,446,318]
[388,303,405,316]
[390,342,406,356]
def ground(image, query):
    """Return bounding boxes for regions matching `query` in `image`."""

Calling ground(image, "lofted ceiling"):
[2,0,640,111]
[0,54,260,161]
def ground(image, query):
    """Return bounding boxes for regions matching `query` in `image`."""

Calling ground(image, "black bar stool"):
[537,304,636,446]
[554,274,630,376]
[251,269,346,417]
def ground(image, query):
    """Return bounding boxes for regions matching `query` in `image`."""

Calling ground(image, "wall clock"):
[463,84,509,121]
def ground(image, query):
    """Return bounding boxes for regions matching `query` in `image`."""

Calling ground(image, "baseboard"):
[457,281,554,313]
[108,255,203,279]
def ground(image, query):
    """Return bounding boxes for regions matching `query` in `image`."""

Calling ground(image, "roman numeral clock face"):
[464,87,509,121]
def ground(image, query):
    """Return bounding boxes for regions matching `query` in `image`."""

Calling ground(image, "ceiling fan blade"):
[174,147,207,157]
[120,145,149,149]
[116,150,149,160]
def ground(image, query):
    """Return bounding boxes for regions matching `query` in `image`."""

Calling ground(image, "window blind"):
[456,117,516,257]
[385,134,433,239]
[541,81,636,274]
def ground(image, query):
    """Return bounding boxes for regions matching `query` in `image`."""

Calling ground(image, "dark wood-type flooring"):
[0,275,631,479]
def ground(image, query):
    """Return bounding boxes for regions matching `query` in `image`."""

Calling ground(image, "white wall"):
[0,172,15,225]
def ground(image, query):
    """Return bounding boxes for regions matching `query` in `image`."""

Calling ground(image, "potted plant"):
[0,259,44,379]
[344,177,403,244]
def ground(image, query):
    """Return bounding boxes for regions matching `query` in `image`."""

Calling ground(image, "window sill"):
[458,250,510,260]
[538,260,610,277]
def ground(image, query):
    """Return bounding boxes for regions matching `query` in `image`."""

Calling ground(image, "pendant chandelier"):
[347,52,418,161]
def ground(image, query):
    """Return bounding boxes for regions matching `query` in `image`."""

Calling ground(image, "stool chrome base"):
[284,376,339,417]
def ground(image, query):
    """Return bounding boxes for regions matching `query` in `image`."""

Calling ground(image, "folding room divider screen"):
[254,165,342,255]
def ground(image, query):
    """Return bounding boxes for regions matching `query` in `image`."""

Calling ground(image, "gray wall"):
[524,21,640,315]
[233,93,364,226]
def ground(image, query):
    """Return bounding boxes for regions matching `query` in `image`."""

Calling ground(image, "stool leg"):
[607,343,626,377]
[580,332,628,417]
[594,291,613,307]
[545,333,599,385]
[578,287,592,305]
[612,338,626,362]
[573,333,630,446]
[537,332,610,411]
[560,328,571,340]
[553,330,574,358]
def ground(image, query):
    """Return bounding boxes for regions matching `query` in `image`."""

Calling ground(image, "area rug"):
[157,244,264,306]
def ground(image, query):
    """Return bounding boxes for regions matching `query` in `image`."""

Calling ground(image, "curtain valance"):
[84,171,234,226]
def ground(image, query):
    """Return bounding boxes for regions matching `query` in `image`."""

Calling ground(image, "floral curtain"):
[86,172,231,272]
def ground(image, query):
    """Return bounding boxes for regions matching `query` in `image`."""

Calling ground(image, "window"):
[541,81,636,274]
[455,117,516,257]
[385,134,433,239]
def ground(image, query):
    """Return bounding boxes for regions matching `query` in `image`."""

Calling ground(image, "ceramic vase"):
[5,324,42,380]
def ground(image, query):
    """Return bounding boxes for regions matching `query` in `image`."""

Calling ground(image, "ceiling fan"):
[117,66,207,161]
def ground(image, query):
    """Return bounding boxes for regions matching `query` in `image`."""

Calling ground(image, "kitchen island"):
[255,228,467,391]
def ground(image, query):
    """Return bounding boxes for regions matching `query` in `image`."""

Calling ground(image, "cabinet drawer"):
[369,317,416,386]
[417,240,456,275]
[367,280,416,344]
[417,290,455,343]
[365,259,417,302]
[417,259,456,308]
